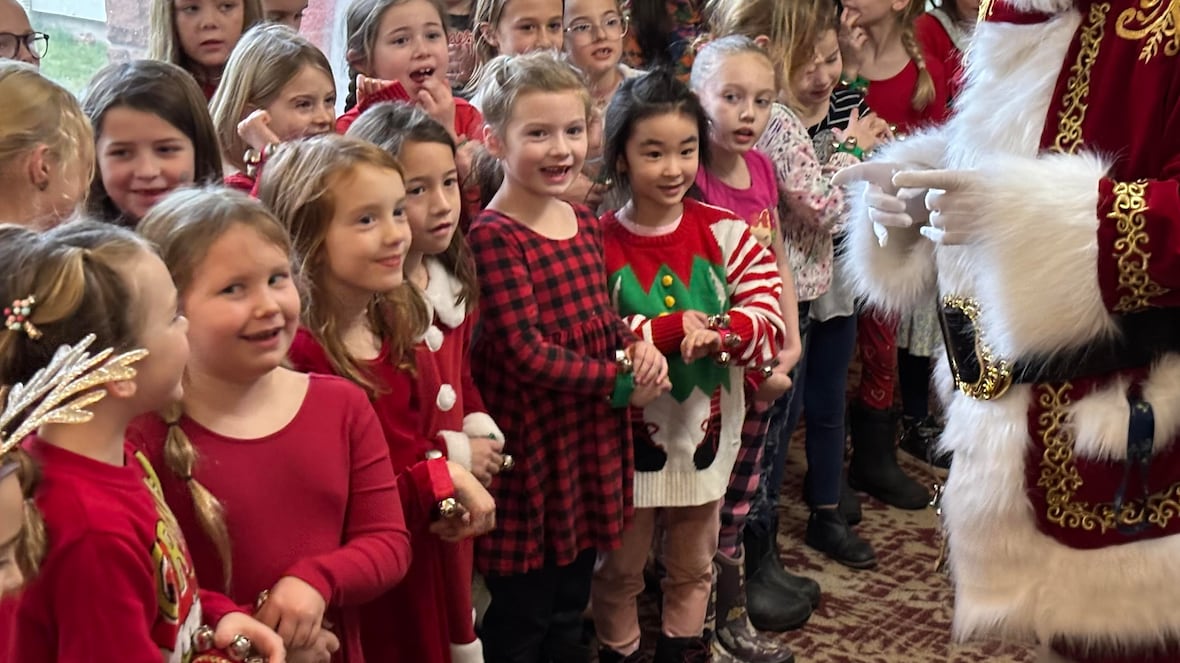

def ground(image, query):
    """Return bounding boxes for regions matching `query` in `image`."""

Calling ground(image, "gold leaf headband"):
[0,334,148,458]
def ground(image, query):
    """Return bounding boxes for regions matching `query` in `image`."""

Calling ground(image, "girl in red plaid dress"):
[467,51,669,663]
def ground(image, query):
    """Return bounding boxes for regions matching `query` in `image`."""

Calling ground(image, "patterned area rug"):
[765,443,1038,662]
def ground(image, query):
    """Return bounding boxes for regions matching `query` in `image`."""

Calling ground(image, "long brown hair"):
[346,103,478,312]
[148,0,264,87]
[343,0,451,110]
[137,187,292,586]
[256,135,430,394]
[0,221,153,583]
[82,61,224,225]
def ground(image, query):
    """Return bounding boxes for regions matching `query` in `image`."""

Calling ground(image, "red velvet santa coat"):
[843,0,1180,657]
[288,258,502,663]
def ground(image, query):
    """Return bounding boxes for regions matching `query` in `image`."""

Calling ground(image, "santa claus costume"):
[838,0,1180,660]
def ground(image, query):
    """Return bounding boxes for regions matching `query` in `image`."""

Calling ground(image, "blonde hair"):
[478,51,591,132]
[689,34,775,92]
[706,0,807,93]
[898,0,935,112]
[256,135,429,394]
[149,0,265,85]
[0,221,152,583]
[344,0,450,109]
[137,187,292,586]
[210,23,335,172]
[0,61,94,202]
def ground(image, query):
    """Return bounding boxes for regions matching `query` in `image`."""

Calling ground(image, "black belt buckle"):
[939,302,981,386]
[938,296,1013,400]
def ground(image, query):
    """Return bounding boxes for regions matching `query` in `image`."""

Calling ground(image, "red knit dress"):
[288,317,489,663]
[468,204,638,576]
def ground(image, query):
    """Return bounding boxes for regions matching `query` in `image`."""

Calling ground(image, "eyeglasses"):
[564,15,628,44]
[0,32,50,60]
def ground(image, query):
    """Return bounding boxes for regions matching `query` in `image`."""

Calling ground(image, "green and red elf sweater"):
[602,198,785,508]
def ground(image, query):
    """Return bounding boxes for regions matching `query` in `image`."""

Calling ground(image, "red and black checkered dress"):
[469,204,637,576]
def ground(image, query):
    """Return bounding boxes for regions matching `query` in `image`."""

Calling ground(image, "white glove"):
[891,169,986,246]
[832,161,928,247]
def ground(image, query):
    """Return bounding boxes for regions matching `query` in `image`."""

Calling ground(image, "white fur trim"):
[450,638,484,663]
[424,257,467,329]
[1070,355,1180,461]
[941,374,1180,646]
[963,152,1119,360]
[436,384,457,412]
[841,131,945,315]
[463,411,505,444]
[439,430,472,470]
[423,325,444,352]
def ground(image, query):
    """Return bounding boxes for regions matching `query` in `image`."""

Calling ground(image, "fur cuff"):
[463,412,505,444]
[451,639,484,663]
[972,152,1120,359]
[439,431,471,470]
[842,130,947,315]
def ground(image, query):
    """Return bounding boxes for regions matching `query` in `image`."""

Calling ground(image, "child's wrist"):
[834,136,865,160]
[840,74,870,92]
[608,353,636,407]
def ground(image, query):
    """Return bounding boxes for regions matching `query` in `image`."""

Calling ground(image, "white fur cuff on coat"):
[842,130,948,314]
[463,412,505,445]
[439,430,471,470]
[972,151,1120,359]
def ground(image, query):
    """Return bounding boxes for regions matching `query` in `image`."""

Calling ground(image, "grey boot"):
[713,549,795,663]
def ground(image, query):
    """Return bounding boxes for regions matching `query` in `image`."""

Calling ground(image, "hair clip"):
[5,295,41,340]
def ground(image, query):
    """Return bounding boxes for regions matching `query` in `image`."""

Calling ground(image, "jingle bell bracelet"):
[192,626,264,663]
[501,454,515,471]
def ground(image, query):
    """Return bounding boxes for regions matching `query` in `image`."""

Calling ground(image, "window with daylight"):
[19,0,351,100]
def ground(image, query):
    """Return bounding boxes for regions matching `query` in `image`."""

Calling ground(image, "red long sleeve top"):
[128,374,412,663]
[7,438,241,662]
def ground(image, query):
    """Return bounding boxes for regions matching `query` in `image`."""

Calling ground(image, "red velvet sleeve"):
[197,589,243,628]
[468,218,622,396]
[1096,175,1180,312]
[283,391,412,606]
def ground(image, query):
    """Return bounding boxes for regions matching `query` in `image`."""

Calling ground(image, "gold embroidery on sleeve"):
[1052,2,1111,154]
[1115,0,1180,61]
[1109,180,1171,312]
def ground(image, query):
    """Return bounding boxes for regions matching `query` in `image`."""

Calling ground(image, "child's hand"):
[681,329,722,362]
[417,77,458,140]
[255,576,327,651]
[754,357,794,402]
[561,173,605,208]
[682,311,709,335]
[834,108,888,154]
[287,628,340,663]
[469,434,506,486]
[237,109,282,153]
[213,611,286,663]
[838,7,868,77]
[629,377,672,408]
[627,341,668,385]
[432,462,496,542]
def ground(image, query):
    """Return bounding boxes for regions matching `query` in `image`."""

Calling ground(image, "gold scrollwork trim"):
[1052,2,1111,154]
[942,296,1013,401]
[1109,179,1171,312]
[1036,383,1180,532]
[1115,0,1180,61]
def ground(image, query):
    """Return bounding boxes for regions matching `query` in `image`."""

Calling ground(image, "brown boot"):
[713,549,795,663]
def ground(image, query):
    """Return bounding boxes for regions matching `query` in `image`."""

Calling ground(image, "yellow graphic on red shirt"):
[747,208,776,249]
[133,451,204,663]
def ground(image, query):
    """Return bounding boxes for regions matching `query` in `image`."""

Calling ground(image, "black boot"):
[599,647,650,663]
[839,473,862,525]
[848,402,931,510]
[805,507,877,569]
[899,415,952,470]
[713,549,796,662]
[654,635,710,663]
[803,471,862,526]
[743,521,817,631]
